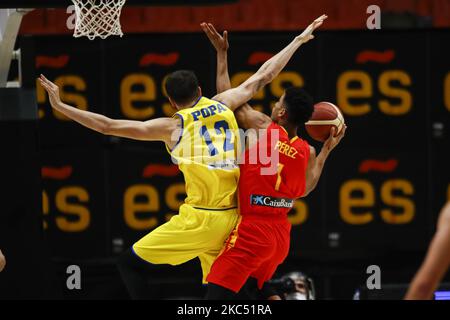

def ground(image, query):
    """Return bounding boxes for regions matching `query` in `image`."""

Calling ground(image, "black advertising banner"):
[41,149,108,258]
[324,147,428,258]
[227,34,318,115]
[317,31,430,256]
[108,147,186,252]
[430,32,450,219]
[31,30,449,261]
[320,31,428,149]
[288,185,325,257]
[103,34,214,148]
[35,37,105,148]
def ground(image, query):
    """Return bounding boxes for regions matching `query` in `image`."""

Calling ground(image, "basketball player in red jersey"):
[201,22,346,299]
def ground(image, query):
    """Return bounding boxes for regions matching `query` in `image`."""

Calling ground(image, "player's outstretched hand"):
[296,14,328,44]
[323,124,346,154]
[38,74,62,109]
[201,22,229,53]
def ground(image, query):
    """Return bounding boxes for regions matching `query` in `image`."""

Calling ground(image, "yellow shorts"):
[132,203,239,283]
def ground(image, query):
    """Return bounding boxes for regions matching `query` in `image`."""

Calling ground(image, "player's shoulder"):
[291,136,313,158]
[175,97,232,120]
[204,95,228,107]
[291,135,310,148]
[267,121,286,134]
[198,96,233,115]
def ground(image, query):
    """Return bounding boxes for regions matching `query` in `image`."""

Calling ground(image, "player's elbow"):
[257,71,273,87]
[246,72,271,93]
[100,118,114,135]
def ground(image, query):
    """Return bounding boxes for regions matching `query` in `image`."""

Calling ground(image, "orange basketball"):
[305,102,345,142]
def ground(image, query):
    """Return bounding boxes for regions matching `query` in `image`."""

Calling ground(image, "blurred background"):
[0,0,449,299]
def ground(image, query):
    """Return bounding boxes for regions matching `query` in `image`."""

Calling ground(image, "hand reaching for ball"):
[322,125,346,154]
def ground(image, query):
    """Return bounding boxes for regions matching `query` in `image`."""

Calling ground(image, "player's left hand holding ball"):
[322,124,347,154]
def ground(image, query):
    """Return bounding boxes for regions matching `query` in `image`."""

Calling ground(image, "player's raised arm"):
[213,14,327,111]
[303,125,346,197]
[405,202,450,300]
[202,22,270,130]
[201,22,231,93]
[38,74,179,146]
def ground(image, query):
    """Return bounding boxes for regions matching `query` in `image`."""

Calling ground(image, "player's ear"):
[168,97,178,110]
[198,86,202,97]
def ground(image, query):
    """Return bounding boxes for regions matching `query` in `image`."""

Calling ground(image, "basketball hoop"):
[71,0,126,40]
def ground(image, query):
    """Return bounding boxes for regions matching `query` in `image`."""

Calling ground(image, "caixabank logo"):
[251,195,294,209]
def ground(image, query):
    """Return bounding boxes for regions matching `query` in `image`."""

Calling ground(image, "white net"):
[71,0,126,40]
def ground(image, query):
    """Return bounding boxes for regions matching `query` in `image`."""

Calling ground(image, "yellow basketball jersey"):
[166,97,241,209]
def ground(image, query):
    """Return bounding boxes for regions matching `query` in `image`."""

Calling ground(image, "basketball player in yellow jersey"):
[38,14,325,299]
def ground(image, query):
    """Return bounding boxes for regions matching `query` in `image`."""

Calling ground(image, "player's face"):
[271,93,286,122]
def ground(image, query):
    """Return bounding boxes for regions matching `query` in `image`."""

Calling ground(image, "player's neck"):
[176,95,202,110]
[279,121,298,139]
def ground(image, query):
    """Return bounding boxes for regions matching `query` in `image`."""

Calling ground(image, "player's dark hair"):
[165,70,200,105]
[284,87,314,125]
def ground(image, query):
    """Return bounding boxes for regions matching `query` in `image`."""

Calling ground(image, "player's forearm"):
[405,273,437,300]
[224,37,304,109]
[405,220,450,300]
[305,149,329,195]
[404,250,446,300]
[0,249,5,272]
[216,51,231,93]
[54,102,112,134]
[406,251,450,300]
[251,37,305,89]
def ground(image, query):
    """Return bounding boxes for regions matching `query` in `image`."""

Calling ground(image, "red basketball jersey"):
[239,122,310,218]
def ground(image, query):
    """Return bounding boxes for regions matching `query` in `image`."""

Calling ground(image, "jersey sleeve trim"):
[165,113,184,154]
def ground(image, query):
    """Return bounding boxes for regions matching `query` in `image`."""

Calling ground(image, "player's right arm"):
[303,126,346,197]
[405,202,450,300]
[212,14,327,111]
[38,74,179,147]
[201,22,231,93]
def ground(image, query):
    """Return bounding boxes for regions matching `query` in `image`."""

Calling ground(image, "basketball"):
[305,102,345,142]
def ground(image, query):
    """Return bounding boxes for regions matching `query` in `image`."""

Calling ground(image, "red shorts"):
[206,214,291,293]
